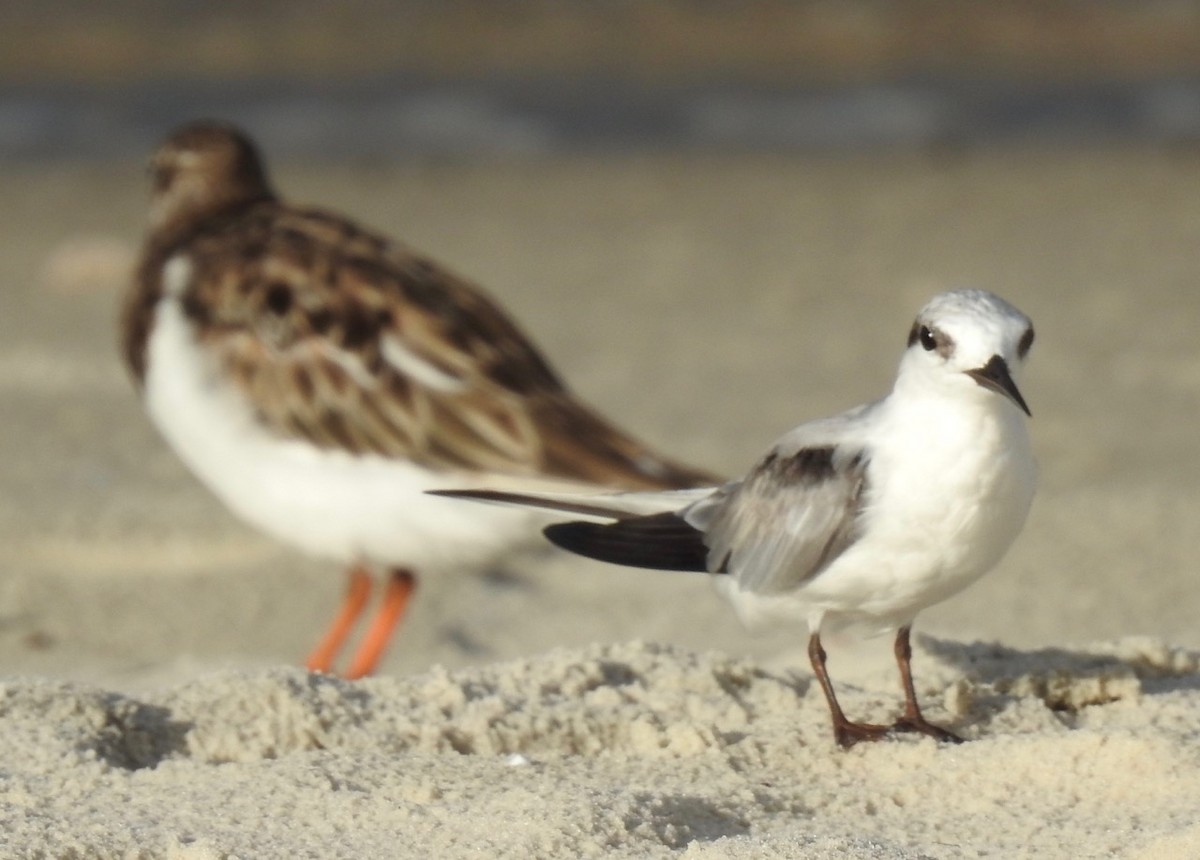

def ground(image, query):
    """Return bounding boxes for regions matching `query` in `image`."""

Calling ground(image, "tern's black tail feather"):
[543,512,719,573]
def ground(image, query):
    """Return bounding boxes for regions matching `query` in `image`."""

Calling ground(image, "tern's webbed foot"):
[890,716,964,744]
[833,720,892,749]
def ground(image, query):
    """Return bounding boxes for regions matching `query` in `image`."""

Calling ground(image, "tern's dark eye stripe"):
[907,321,954,357]
[1018,326,1035,359]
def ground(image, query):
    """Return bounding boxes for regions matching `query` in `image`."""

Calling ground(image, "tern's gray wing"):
[534,403,876,580]
[536,442,869,587]
[686,444,870,594]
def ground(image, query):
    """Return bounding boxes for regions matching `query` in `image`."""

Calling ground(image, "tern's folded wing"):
[695,445,869,594]
[523,444,869,588]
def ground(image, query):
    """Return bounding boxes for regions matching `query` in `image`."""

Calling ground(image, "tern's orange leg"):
[306,565,373,674]
[342,568,416,680]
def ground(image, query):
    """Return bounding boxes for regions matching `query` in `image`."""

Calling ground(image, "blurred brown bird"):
[121,120,716,678]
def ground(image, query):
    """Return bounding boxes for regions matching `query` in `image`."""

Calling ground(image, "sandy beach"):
[3,149,1200,856]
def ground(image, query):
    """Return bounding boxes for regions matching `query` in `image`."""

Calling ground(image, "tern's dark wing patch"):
[544,512,717,573]
[701,444,870,595]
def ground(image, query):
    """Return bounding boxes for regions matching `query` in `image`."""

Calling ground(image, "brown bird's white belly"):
[143,291,541,572]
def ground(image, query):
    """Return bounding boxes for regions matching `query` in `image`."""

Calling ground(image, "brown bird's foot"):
[890,716,964,744]
[832,718,893,749]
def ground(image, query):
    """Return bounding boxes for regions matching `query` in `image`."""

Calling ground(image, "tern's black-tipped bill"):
[965,355,1031,416]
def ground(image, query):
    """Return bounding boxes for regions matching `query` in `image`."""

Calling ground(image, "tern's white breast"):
[142,291,538,570]
[821,394,1035,625]
[724,393,1036,635]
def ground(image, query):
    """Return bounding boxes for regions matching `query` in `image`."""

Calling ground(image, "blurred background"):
[8,1,1200,157]
[2,1,1200,688]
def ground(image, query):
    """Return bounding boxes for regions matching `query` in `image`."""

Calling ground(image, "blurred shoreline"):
[8,2,1200,159]
[6,2,1200,85]
[8,75,1200,161]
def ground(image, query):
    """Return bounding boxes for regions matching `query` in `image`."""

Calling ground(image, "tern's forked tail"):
[544,513,716,573]
[428,488,721,574]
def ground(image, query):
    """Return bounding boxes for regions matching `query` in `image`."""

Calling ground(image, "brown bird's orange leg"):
[342,568,417,680]
[306,565,373,674]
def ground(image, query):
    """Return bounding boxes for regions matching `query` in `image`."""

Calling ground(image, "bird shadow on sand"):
[89,695,194,770]
[917,634,1200,713]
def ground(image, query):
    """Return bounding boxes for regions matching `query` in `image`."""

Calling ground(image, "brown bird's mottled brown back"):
[123,121,716,491]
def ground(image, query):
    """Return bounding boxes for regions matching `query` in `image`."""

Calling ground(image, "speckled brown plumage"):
[123,120,716,491]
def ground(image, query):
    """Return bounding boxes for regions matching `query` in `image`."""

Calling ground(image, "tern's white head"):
[896,289,1034,416]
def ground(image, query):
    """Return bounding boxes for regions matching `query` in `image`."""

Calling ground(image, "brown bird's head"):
[146,121,276,239]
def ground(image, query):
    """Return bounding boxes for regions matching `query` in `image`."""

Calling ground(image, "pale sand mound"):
[1,637,1197,859]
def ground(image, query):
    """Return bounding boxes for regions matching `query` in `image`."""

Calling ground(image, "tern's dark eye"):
[918,325,937,352]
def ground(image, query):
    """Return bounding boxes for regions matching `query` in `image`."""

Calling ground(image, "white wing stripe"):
[381,335,468,393]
